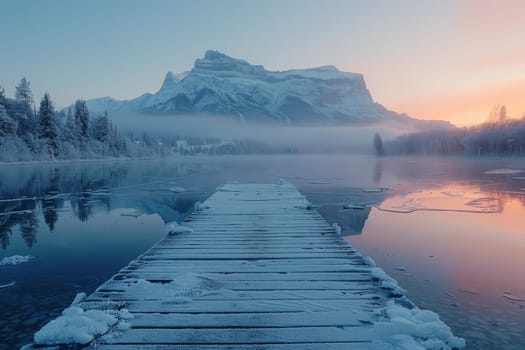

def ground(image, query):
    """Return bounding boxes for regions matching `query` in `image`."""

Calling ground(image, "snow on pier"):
[29,182,464,349]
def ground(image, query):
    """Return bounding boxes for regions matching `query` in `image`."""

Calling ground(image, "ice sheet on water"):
[0,255,34,266]
[377,186,501,214]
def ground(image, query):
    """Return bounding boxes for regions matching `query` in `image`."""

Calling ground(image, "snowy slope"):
[85,50,451,128]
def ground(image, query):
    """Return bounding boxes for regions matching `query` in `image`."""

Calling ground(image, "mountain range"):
[85,50,451,129]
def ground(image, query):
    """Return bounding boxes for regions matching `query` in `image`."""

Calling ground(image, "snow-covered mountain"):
[86,50,450,128]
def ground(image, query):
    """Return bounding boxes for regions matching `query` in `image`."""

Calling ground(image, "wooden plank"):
[113,272,372,282]
[101,327,378,344]
[91,290,381,301]
[139,253,359,260]
[127,310,375,328]
[96,280,377,292]
[95,344,373,350]
[121,265,368,273]
[81,299,381,314]
[125,259,367,267]
[145,248,356,254]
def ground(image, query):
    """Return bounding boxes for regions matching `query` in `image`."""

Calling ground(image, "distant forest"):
[0,78,282,161]
[384,105,525,156]
[0,78,166,161]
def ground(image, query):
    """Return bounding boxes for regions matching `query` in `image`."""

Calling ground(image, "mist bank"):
[384,117,525,157]
[110,111,421,154]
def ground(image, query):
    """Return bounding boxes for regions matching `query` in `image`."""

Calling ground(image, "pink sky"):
[364,0,525,126]
[1,0,523,127]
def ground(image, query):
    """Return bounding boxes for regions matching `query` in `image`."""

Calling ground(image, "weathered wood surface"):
[31,182,463,349]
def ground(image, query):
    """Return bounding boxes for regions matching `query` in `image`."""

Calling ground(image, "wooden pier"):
[31,182,463,349]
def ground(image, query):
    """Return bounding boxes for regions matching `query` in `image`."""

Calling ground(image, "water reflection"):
[0,161,224,251]
[346,183,525,350]
[0,166,120,249]
[1,155,524,349]
[373,160,383,184]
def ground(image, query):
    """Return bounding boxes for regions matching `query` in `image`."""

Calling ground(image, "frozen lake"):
[0,155,524,349]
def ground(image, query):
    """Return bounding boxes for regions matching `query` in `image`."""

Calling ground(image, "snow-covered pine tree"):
[15,77,33,107]
[74,100,89,156]
[38,93,60,158]
[0,105,16,138]
[14,77,38,148]
[92,111,109,142]
[62,107,78,145]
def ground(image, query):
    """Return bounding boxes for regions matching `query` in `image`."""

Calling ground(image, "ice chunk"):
[165,221,193,235]
[71,292,87,306]
[0,281,15,289]
[294,201,313,210]
[168,186,186,193]
[371,267,407,295]
[363,187,388,193]
[343,204,366,210]
[0,255,34,266]
[194,201,209,211]
[332,223,342,235]
[372,300,466,349]
[119,209,142,218]
[365,256,377,267]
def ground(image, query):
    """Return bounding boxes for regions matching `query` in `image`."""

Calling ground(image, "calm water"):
[0,155,524,349]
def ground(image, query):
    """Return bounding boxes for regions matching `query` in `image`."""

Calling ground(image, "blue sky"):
[1,0,524,125]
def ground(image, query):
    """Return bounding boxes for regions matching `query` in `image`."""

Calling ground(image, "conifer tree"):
[62,107,78,146]
[0,105,16,137]
[15,77,33,107]
[74,100,89,155]
[0,85,5,103]
[374,133,384,156]
[38,93,60,158]
[14,77,38,146]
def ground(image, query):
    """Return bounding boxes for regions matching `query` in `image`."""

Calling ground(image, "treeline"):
[0,78,158,162]
[385,107,525,157]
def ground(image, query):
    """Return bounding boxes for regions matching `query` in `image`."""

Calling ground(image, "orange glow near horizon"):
[360,0,525,127]
[389,79,525,127]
